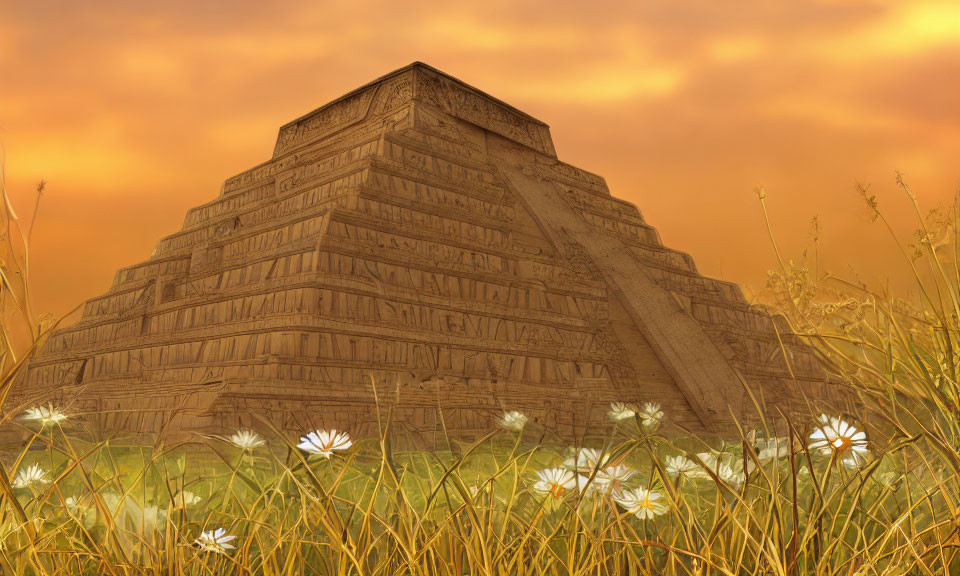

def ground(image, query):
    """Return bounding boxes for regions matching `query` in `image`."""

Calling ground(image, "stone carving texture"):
[17,63,836,440]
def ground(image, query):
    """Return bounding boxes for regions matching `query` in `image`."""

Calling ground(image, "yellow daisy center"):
[832,435,853,452]
[549,483,567,499]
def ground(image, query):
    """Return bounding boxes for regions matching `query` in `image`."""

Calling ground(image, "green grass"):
[0,412,946,575]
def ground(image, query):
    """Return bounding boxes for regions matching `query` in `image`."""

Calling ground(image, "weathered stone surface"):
[17,63,836,440]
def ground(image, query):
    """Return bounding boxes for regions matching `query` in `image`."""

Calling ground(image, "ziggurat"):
[19,63,835,441]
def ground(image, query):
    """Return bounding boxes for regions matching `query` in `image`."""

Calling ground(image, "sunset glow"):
[1,0,958,316]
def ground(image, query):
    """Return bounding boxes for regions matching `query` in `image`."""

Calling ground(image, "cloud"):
[511,65,685,103]
[706,36,766,63]
[818,1,960,60]
[0,0,958,316]
[4,119,166,196]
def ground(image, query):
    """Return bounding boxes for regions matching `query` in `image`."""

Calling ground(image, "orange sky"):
[1,1,959,317]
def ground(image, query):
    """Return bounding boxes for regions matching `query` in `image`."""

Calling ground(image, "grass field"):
[0,407,942,576]
[1,172,959,574]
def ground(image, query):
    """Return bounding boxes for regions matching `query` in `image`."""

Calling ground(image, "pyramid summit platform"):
[20,63,836,440]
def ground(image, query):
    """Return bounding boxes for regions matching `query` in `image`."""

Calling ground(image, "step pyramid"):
[19,63,836,441]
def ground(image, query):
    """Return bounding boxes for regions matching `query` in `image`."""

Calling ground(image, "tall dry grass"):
[0,165,956,575]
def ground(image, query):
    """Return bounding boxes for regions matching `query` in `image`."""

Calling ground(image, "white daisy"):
[639,402,664,429]
[230,429,266,450]
[21,405,67,427]
[297,429,353,458]
[195,527,237,554]
[594,464,637,493]
[608,402,636,422]
[715,463,746,486]
[694,451,753,486]
[808,415,869,465]
[577,465,637,497]
[496,411,528,432]
[532,468,577,500]
[12,464,48,488]
[755,436,791,462]
[562,448,610,472]
[664,455,699,478]
[64,496,90,517]
[612,487,668,520]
